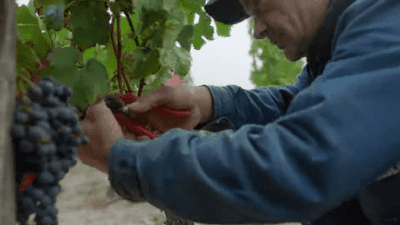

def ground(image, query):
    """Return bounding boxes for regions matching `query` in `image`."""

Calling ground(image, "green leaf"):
[139,7,167,33]
[83,47,97,61]
[193,11,214,50]
[117,0,134,14]
[70,0,110,49]
[76,59,109,105]
[215,21,231,37]
[178,0,202,13]
[17,6,51,58]
[163,0,178,10]
[133,48,160,79]
[159,45,191,75]
[176,25,193,51]
[16,40,37,70]
[96,43,118,79]
[43,47,109,108]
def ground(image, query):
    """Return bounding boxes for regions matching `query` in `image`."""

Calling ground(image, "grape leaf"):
[139,7,167,34]
[177,0,202,13]
[16,6,51,58]
[193,11,214,50]
[16,40,37,70]
[215,21,231,37]
[43,4,65,31]
[133,48,160,79]
[163,0,178,11]
[70,0,110,49]
[76,59,110,105]
[159,45,191,75]
[176,25,194,51]
[44,47,81,86]
[42,47,109,108]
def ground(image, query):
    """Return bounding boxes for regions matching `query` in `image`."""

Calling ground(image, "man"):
[77,0,400,224]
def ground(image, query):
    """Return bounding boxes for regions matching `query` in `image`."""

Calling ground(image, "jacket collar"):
[307,0,357,79]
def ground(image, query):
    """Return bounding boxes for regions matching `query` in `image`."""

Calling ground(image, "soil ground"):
[53,161,301,225]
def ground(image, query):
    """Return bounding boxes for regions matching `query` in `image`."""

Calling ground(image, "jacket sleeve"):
[204,68,312,129]
[108,0,400,223]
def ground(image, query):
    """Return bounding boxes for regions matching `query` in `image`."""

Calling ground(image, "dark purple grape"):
[43,95,59,107]
[81,136,90,146]
[11,124,26,138]
[37,215,54,225]
[55,171,66,181]
[28,126,50,141]
[27,86,43,101]
[38,172,55,184]
[29,187,45,201]
[31,103,49,121]
[19,139,36,153]
[38,81,55,95]
[15,112,30,124]
[20,195,36,212]
[38,143,57,156]
[71,125,82,134]
[62,86,72,98]
[48,185,61,198]
[49,161,61,173]
[40,194,53,206]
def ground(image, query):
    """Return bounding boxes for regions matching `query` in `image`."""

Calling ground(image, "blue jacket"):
[108,0,400,223]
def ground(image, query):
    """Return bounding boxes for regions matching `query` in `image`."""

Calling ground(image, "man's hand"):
[127,84,213,133]
[77,99,124,174]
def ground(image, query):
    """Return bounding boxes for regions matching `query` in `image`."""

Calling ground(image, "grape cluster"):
[11,77,89,225]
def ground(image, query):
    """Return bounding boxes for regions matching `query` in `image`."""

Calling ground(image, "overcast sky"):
[16,0,256,90]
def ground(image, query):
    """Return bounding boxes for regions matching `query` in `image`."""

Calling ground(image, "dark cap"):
[204,0,250,25]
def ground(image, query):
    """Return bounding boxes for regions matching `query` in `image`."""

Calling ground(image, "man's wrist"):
[194,85,214,124]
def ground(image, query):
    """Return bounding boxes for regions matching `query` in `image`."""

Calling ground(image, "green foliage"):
[248,20,303,87]
[15,0,231,110]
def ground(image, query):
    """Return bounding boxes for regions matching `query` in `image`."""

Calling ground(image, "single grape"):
[38,81,55,96]
[37,121,51,131]
[37,215,54,225]
[15,112,30,124]
[80,136,90,146]
[11,123,26,139]
[38,172,55,184]
[27,86,43,101]
[19,195,36,212]
[47,185,61,198]
[38,143,57,156]
[28,187,45,201]
[19,139,36,153]
[71,124,82,134]
[43,95,59,107]
[31,103,49,121]
[28,126,50,141]
[49,161,61,173]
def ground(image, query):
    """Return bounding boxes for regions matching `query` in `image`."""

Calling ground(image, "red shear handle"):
[114,114,158,139]
[120,92,192,117]
[152,107,192,117]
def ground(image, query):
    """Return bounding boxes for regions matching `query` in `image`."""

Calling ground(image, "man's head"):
[206,0,330,61]
[240,0,330,61]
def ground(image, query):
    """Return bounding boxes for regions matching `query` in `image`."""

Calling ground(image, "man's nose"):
[253,19,267,39]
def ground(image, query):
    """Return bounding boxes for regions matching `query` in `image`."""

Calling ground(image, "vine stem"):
[123,11,140,47]
[111,15,133,93]
[138,78,145,97]
[111,15,123,94]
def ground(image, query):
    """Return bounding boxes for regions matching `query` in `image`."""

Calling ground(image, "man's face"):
[240,0,329,61]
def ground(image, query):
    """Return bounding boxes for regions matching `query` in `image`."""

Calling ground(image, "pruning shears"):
[114,92,192,139]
